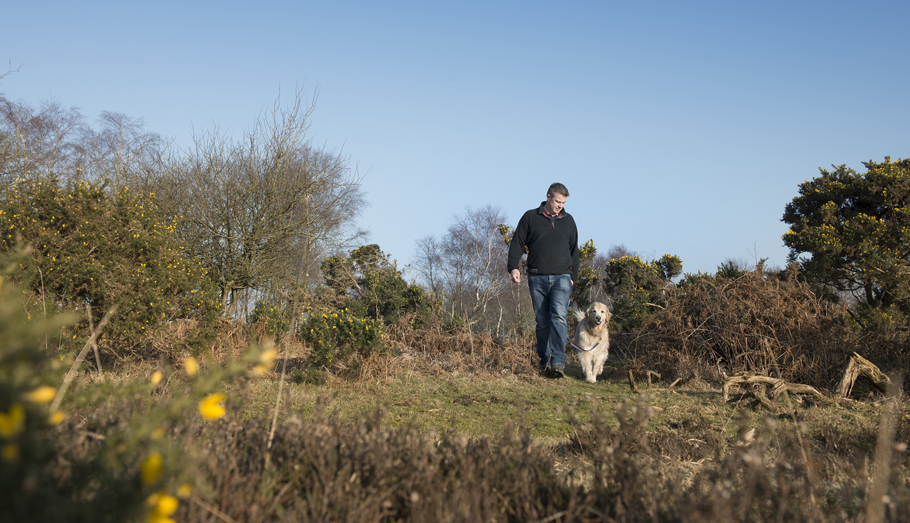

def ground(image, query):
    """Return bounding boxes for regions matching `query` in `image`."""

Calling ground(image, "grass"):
[43,340,910,522]
[230,356,902,458]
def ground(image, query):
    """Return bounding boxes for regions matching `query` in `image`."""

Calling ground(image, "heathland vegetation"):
[1,83,908,522]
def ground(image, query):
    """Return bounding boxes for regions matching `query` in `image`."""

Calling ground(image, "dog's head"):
[586,302,611,327]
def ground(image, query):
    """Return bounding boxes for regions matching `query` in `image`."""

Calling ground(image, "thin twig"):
[50,305,118,413]
[86,305,102,373]
[865,374,902,523]
[264,337,286,471]
[191,496,240,523]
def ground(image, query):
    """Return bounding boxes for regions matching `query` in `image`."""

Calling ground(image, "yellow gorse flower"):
[259,349,277,367]
[48,410,65,426]
[198,393,226,420]
[151,371,163,385]
[0,404,25,438]
[146,493,179,523]
[176,483,194,499]
[26,385,57,404]
[184,356,199,377]
[142,452,162,485]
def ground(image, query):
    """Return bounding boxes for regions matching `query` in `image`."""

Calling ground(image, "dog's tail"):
[570,306,585,322]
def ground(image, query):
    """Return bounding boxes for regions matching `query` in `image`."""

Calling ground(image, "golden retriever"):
[573,302,611,383]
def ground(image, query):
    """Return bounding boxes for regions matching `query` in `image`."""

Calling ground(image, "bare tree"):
[0,94,165,195]
[413,205,511,329]
[74,111,165,190]
[0,97,86,187]
[152,87,367,317]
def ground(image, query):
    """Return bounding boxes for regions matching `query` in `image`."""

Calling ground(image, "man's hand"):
[510,269,521,283]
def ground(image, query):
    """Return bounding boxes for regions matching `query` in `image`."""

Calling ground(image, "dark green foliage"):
[571,240,599,310]
[0,257,144,523]
[0,178,220,353]
[322,244,437,326]
[715,259,749,280]
[248,300,288,338]
[299,308,385,371]
[783,157,910,311]
[603,254,682,332]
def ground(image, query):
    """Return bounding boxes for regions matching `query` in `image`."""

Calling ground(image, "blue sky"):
[3,1,908,277]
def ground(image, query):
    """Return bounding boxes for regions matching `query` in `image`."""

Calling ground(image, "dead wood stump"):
[836,351,891,398]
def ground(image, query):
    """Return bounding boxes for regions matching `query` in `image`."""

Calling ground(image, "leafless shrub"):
[385,311,537,376]
[623,271,859,389]
[619,270,910,394]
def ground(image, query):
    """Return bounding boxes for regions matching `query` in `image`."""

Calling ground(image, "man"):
[507,183,579,378]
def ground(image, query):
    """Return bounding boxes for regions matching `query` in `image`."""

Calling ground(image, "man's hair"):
[547,183,569,198]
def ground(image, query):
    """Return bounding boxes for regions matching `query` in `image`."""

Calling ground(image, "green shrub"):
[0,178,221,355]
[0,245,276,521]
[715,259,749,280]
[322,244,437,327]
[603,254,682,332]
[300,308,386,371]
[248,300,288,338]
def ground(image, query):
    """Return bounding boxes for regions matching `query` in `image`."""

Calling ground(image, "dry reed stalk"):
[86,305,102,373]
[264,337,286,471]
[781,390,818,513]
[865,374,902,523]
[50,305,118,413]
[191,495,240,523]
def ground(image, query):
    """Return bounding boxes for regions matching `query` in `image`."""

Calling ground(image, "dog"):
[573,302,611,383]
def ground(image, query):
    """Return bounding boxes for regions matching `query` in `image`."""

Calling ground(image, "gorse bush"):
[322,244,437,327]
[571,239,600,310]
[300,308,385,371]
[0,178,221,354]
[248,300,289,338]
[603,254,682,332]
[783,157,910,312]
[0,246,277,521]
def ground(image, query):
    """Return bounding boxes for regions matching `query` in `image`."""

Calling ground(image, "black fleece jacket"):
[507,202,579,282]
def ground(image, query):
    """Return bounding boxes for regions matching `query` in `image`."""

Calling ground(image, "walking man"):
[507,183,579,378]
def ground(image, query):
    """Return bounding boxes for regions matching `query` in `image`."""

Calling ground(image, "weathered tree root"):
[627,370,662,393]
[722,372,827,405]
[836,351,891,398]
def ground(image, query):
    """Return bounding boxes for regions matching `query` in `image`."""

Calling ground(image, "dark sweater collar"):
[538,202,565,218]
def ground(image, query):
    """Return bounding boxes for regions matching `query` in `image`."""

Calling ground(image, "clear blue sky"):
[3,1,908,277]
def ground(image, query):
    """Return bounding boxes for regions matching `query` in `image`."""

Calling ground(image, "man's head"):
[545,183,569,215]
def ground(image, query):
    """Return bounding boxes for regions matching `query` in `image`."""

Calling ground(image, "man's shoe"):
[549,364,564,379]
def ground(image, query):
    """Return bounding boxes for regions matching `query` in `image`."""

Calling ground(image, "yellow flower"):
[259,349,277,367]
[2,443,19,461]
[0,404,25,438]
[142,452,162,485]
[252,364,269,376]
[184,356,199,377]
[48,411,65,426]
[176,483,194,499]
[146,493,179,523]
[151,371,163,385]
[198,394,226,420]
[26,385,57,404]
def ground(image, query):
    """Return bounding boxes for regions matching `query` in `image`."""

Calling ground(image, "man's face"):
[545,192,566,215]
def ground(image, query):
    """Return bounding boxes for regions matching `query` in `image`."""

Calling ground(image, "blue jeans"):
[528,273,572,369]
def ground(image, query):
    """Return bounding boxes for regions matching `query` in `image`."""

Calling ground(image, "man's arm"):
[568,216,580,283]
[507,212,530,281]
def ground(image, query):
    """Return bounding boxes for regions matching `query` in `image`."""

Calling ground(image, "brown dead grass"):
[621,271,910,393]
